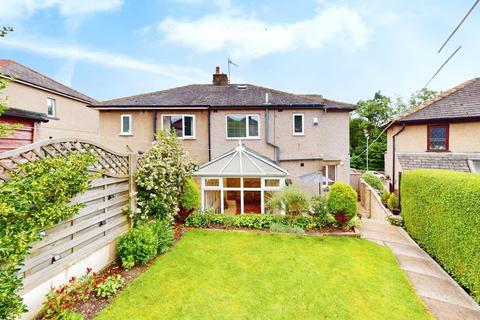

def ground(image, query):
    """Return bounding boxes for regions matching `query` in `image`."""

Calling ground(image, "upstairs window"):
[120,114,132,135]
[47,98,56,117]
[427,125,449,151]
[293,114,304,135]
[162,115,195,139]
[227,114,259,138]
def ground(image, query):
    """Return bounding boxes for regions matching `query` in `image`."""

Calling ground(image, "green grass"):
[96,230,431,320]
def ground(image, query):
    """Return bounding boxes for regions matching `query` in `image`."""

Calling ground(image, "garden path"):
[358,207,480,320]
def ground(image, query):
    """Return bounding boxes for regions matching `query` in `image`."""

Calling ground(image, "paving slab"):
[359,212,480,320]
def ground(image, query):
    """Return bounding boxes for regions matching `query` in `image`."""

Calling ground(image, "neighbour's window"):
[162,115,195,138]
[264,179,280,187]
[427,125,448,151]
[47,98,56,117]
[322,165,336,186]
[293,114,304,135]
[120,114,132,135]
[226,114,259,138]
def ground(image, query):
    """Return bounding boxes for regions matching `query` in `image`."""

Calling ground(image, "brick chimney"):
[212,66,228,86]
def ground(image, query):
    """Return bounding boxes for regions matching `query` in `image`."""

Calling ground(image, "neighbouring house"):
[386,77,480,191]
[0,59,99,142]
[0,108,49,152]
[92,67,355,214]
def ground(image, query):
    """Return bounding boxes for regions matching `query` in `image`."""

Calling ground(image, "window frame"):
[292,113,304,136]
[225,114,260,139]
[161,114,196,139]
[427,124,449,152]
[47,98,56,117]
[120,114,132,136]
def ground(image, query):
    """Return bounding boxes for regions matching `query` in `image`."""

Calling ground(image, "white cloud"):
[0,36,208,83]
[0,0,123,20]
[158,5,370,60]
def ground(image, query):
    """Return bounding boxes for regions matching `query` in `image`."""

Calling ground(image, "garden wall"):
[359,178,390,219]
[401,170,480,302]
[0,139,137,319]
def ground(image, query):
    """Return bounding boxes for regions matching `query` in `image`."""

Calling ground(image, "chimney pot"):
[212,66,228,86]
[215,66,220,75]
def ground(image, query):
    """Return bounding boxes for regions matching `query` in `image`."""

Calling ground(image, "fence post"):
[129,154,139,226]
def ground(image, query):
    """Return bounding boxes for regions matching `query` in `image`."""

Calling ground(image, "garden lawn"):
[96,230,431,320]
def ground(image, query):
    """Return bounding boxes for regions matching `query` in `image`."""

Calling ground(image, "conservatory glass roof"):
[194,143,288,177]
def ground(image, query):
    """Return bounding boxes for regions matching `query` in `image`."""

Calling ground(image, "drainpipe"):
[153,110,158,141]
[265,108,280,164]
[208,109,212,161]
[391,123,406,192]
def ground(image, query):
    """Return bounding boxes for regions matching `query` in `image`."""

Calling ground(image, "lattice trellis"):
[0,138,130,182]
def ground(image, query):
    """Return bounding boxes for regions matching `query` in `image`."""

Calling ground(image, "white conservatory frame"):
[194,143,288,214]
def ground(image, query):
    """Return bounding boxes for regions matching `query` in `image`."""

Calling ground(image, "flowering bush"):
[135,132,197,221]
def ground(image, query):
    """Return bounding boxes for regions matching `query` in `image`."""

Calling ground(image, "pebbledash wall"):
[98,108,351,195]
[0,139,136,320]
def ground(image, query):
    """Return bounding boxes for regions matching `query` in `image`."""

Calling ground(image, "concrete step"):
[395,254,450,280]
[384,242,431,260]
[361,230,411,245]
[406,271,480,311]
[422,297,480,320]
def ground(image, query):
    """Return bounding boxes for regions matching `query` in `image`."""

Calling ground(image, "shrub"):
[117,225,157,268]
[402,170,480,302]
[94,275,124,298]
[326,183,357,224]
[184,212,334,230]
[266,186,309,217]
[180,178,200,212]
[380,190,391,203]
[362,173,384,193]
[135,132,197,221]
[270,222,305,234]
[0,153,96,319]
[149,219,174,254]
[387,193,399,210]
[310,195,334,224]
[387,215,404,227]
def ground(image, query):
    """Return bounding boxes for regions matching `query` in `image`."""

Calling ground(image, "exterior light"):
[99,220,107,226]
[52,254,62,264]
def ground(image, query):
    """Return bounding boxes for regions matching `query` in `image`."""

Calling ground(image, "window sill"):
[47,115,60,120]
[293,133,305,136]
[226,137,261,140]
[119,133,133,136]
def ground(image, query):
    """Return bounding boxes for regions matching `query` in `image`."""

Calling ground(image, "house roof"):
[397,152,478,172]
[395,77,480,123]
[194,143,288,177]
[0,59,95,104]
[2,107,50,122]
[93,84,356,111]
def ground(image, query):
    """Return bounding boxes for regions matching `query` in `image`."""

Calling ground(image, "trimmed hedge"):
[184,213,335,230]
[401,170,480,301]
[326,183,358,221]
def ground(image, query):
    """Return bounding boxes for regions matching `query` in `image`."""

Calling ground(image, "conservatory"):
[194,143,287,214]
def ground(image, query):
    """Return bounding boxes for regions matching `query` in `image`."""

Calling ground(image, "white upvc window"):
[120,114,132,135]
[161,115,195,139]
[322,164,337,186]
[226,114,260,139]
[47,98,56,117]
[292,113,304,135]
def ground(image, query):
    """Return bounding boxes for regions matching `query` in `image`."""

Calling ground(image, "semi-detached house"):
[92,67,356,214]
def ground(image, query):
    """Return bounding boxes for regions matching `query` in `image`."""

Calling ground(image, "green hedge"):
[401,170,480,301]
[184,213,334,230]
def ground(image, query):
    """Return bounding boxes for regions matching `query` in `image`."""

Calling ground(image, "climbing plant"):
[0,152,96,319]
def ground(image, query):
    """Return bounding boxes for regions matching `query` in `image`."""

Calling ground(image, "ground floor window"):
[200,177,285,214]
[321,164,337,186]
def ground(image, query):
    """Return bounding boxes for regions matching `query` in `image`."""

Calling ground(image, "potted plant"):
[326,183,357,225]
[380,191,390,208]
[387,193,400,215]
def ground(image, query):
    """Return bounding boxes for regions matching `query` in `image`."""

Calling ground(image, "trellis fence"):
[0,138,138,319]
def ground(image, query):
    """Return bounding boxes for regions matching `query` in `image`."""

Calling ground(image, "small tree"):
[327,183,357,224]
[177,178,200,222]
[135,132,197,222]
[267,186,309,217]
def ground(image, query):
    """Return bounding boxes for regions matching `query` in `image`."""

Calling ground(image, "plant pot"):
[334,212,349,224]
[390,208,400,216]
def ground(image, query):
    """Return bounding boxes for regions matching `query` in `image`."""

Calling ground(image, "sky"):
[0,0,479,103]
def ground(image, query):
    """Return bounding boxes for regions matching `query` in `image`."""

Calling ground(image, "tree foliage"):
[0,152,96,319]
[350,88,438,171]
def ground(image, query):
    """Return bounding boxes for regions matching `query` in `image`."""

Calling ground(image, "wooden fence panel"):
[0,139,135,298]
